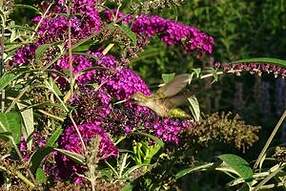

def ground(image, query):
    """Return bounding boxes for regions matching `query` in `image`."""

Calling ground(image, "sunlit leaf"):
[0,73,17,91]
[218,154,253,182]
[192,68,201,78]
[54,148,85,165]
[188,96,200,121]
[49,77,63,96]
[17,102,34,150]
[0,112,22,144]
[35,43,52,64]
[30,147,53,173]
[117,24,137,44]
[46,127,63,147]
[102,43,115,55]
[72,35,99,52]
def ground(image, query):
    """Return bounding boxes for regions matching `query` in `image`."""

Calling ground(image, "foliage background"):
[9,0,286,190]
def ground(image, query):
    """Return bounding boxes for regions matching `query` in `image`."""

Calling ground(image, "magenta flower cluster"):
[34,0,100,41]
[105,10,215,54]
[59,122,118,159]
[214,62,286,78]
[11,0,215,182]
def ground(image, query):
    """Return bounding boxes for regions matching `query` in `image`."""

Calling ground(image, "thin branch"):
[30,1,54,40]
[254,110,286,169]
[253,163,286,191]
[1,6,5,112]
[69,112,87,152]
[38,109,65,122]
[5,85,30,113]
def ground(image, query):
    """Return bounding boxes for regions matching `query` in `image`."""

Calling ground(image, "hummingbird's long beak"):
[114,99,128,105]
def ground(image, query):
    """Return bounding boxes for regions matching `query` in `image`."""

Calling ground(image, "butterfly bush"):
[214,62,286,78]
[105,10,214,54]
[11,0,215,181]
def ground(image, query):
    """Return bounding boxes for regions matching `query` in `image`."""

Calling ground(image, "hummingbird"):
[132,74,192,118]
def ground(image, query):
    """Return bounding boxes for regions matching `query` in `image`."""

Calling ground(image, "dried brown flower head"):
[273,146,286,163]
[189,112,260,152]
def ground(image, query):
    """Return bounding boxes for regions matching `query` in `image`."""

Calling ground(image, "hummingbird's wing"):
[155,74,191,98]
[163,90,193,109]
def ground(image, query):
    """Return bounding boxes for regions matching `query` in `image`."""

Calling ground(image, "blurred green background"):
[11,0,286,190]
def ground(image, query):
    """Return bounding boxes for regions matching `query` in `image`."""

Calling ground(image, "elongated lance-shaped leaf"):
[231,57,286,68]
[35,43,52,65]
[0,72,17,90]
[71,34,99,52]
[35,42,62,65]
[29,127,63,173]
[54,148,85,165]
[0,112,22,144]
[175,163,214,179]
[17,102,34,150]
[29,147,54,173]
[15,4,40,14]
[116,24,137,44]
[46,127,63,147]
[188,96,200,121]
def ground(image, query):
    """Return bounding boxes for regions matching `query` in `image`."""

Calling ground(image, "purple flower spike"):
[106,68,151,99]
[146,118,193,144]
[59,122,118,158]
[132,15,215,54]
[214,62,286,78]
[105,11,215,54]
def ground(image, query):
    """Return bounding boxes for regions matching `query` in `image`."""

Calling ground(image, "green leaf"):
[48,77,63,96]
[123,164,148,177]
[46,127,63,147]
[72,40,94,52]
[117,24,137,44]
[15,4,40,14]
[121,182,134,191]
[175,163,214,179]
[135,132,165,148]
[188,96,200,122]
[17,102,34,150]
[102,43,115,55]
[29,147,53,173]
[0,73,17,91]
[35,43,51,64]
[29,128,63,172]
[0,112,22,144]
[0,132,12,141]
[54,148,85,165]
[72,34,99,52]
[192,68,201,78]
[232,57,286,68]
[162,73,175,84]
[35,167,47,184]
[218,154,253,182]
